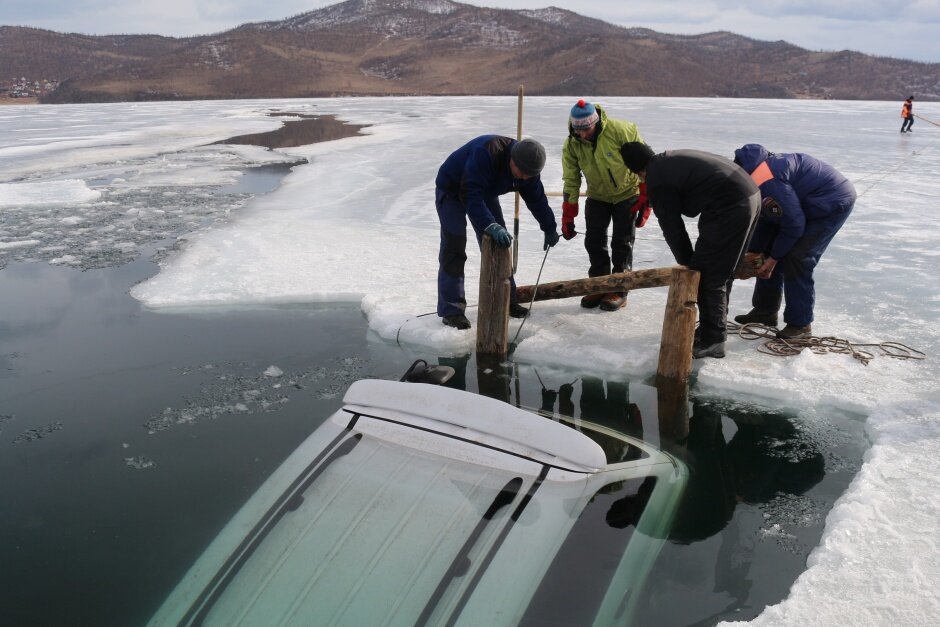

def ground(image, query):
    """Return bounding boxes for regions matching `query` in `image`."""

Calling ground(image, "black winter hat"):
[620,141,655,174]
[511,138,546,177]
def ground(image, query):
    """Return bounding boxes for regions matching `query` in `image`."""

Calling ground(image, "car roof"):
[342,379,609,472]
[151,379,685,626]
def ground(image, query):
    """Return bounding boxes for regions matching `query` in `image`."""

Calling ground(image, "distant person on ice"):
[434,136,560,330]
[901,96,914,133]
[619,142,760,359]
[732,144,856,339]
[560,100,650,312]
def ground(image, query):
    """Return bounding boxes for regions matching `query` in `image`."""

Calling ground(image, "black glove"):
[543,230,560,250]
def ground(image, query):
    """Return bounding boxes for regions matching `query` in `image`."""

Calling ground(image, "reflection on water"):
[0,254,865,626]
[219,161,302,195]
[433,352,866,626]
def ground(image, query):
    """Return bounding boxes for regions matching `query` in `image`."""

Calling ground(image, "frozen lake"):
[1,96,938,625]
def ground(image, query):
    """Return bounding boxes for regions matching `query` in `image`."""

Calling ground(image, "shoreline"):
[0,97,38,105]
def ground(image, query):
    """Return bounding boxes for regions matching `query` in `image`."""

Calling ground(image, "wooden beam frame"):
[477,262,700,384]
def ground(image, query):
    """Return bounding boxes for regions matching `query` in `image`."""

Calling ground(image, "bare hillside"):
[0,0,935,103]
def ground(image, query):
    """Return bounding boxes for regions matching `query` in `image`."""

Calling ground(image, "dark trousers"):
[691,192,761,344]
[901,116,914,132]
[751,200,853,326]
[435,189,516,317]
[584,196,637,278]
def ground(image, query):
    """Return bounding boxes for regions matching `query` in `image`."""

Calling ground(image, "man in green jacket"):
[561,100,651,311]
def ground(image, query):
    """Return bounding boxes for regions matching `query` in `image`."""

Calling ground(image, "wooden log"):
[476,235,512,358]
[656,267,700,383]
[516,267,676,302]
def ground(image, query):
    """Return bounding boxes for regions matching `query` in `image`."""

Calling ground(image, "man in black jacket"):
[619,142,760,358]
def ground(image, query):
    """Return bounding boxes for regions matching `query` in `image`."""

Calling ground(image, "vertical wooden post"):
[476,235,512,358]
[656,267,700,383]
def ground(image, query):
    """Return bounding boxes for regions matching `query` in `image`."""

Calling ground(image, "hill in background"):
[1,0,937,103]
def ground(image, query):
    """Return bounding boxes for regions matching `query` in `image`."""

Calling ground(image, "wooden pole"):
[476,235,512,358]
[656,267,700,383]
[516,267,676,302]
[512,84,524,273]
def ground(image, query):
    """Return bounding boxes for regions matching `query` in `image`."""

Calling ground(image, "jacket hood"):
[733,143,769,174]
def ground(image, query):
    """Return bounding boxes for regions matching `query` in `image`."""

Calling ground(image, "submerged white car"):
[151,370,687,626]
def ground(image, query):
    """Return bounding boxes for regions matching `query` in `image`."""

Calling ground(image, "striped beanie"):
[570,99,599,129]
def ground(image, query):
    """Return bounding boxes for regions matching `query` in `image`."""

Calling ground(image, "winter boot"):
[776,324,812,339]
[509,303,529,319]
[580,293,604,309]
[442,314,471,330]
[599,292,627,311]
[734,308,778,327]
[692,339,726,359]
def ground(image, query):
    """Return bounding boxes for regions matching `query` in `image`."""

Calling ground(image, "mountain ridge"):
[0,0,936,103]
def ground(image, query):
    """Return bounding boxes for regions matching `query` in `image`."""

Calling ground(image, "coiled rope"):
[728,322,926,366]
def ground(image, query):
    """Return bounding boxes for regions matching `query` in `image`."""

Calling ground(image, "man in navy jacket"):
[435,136,559,330]
[732,144,856,339]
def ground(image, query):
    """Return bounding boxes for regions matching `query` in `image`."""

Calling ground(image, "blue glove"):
[484,223,512,248]
[543,230,560,250]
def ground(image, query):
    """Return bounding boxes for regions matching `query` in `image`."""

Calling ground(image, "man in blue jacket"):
[732,144,856,339]
[435,136,560,330]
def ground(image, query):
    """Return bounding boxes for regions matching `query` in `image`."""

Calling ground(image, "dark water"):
[0,172,867,626]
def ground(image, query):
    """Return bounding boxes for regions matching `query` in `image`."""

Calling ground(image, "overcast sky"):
[2,0,939,63]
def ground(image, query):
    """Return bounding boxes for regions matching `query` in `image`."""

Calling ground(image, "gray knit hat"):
[511,138,546,177]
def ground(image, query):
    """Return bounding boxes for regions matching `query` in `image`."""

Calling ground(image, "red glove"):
[632,183,651,228]
[561,201,579,239]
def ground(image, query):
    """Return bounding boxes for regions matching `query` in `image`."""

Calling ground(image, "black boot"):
[442,314,471,330]
[734,308,778,327]
[509,303,529,319]
[692,339,726,359]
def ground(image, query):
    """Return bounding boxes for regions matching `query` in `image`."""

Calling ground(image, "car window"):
[519,476,659,626]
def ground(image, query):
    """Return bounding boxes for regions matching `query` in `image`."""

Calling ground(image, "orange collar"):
[750,161,774,186]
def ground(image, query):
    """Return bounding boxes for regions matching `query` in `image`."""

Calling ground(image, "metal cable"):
[853,124,940,199]
[510,246,551,347]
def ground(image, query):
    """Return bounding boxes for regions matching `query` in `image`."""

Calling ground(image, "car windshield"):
[196,430,534,626]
